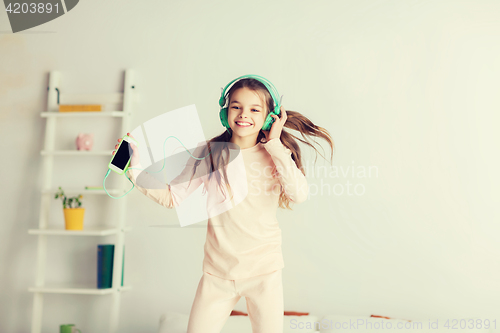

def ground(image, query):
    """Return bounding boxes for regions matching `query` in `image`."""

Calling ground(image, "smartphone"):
[108,135,139,175]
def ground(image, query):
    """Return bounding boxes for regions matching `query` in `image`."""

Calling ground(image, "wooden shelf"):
[40,111,126,118]
[41,150,113,156]
[29,284,131,295]
[28,226,132,236]
[31,69,136,333]
[42,188,124,195]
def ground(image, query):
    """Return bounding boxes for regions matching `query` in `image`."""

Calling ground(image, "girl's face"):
[227,87,267,137]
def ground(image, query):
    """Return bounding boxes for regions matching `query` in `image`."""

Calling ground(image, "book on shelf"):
[97,244,124,289]
[59,105,102,112]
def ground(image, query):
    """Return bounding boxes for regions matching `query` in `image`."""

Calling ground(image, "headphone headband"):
[219,74,280,110]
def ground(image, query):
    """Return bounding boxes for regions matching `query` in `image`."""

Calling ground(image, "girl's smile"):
[235,121,253,127]
[228,87,267,148]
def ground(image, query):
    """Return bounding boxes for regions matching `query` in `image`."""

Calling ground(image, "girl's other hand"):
[112,132,140,167]
[263,105,287,141]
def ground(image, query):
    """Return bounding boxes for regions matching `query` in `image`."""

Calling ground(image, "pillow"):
[158,311,320,333]
[222,314,320,333]
[158,311,189,333]
[220,316,252,333]
[157,311,254,333]
[284,315,320,333]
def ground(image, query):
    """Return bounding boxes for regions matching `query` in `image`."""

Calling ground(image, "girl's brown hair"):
[188,78,335,210]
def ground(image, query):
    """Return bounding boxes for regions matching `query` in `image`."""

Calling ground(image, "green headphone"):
[219,74,282,132]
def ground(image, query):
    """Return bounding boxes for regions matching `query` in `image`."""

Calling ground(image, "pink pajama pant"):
[186,269,284,333]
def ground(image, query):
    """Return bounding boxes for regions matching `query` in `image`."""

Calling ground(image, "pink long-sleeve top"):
[125,138,309,280]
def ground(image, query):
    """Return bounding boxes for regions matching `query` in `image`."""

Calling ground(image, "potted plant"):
[55,187,85,230]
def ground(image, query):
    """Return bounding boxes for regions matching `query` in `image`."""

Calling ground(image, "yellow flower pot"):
[63,208,85,230]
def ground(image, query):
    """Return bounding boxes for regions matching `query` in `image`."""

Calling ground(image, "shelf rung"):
[59,92,124,105]
[28,226,132,236]
[40,111,125,117]
[42,188,125,195]
[41,150,114,156]
[28,285,131,295]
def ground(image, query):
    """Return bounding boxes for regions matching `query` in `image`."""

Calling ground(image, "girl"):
[112,76,334,333]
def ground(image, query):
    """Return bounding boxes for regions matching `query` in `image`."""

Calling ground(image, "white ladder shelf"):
[30,69,136,333]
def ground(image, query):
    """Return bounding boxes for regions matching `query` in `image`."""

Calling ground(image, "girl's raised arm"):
[125,142,208,209]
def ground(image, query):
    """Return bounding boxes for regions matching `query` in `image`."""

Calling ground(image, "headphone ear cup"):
[262,105,281,131]
[219,107,230,129]
[261,112,275,131]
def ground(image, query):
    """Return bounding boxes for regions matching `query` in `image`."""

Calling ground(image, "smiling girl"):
[114,75,334,333]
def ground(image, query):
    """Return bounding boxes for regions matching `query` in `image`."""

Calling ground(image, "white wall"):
[1,0,499,332]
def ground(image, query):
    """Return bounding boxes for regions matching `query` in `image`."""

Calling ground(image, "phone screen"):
[111,140,131,170]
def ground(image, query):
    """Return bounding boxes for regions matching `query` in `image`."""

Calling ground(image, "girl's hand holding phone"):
[112,132,140,167]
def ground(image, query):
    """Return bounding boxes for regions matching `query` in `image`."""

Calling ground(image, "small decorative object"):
[59,104,102,112]
[59,324,82,333]
[76,133,94,151]
[55,187,85,230]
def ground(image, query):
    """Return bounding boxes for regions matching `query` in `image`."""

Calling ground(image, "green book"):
[97,244,124,288]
